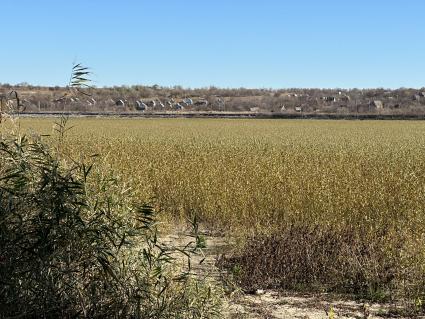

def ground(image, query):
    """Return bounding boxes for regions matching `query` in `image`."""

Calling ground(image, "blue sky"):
[1,0,424,88]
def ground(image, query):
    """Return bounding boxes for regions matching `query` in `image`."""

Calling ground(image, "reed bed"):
[19,118,425,231]
[17,118,425,306]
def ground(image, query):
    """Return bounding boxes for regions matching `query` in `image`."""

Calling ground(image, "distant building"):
[194,99,208,107]
[340,95,351,102]
[115,99,125,107]
[370,100,384,109]
[183,98,193,105]
[175,103,184,110]
[135,100,147,111]
[322,96,336,102]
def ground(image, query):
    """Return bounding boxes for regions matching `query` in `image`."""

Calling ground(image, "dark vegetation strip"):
[17,111,425,120]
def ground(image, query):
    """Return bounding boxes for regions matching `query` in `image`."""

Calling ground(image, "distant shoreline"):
[15,111,425,120]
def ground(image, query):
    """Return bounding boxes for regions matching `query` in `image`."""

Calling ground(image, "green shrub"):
[0,127,222,318]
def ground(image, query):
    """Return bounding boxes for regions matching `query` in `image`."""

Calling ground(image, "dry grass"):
[17,118,425,230]
[13,118,425,307]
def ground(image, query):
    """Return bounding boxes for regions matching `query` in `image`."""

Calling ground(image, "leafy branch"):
[68,63,93,96]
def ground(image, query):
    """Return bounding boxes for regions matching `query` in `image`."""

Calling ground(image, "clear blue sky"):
[1,0,424,89]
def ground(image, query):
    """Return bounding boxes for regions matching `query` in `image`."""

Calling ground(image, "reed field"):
[17,118,425,230]
[15,118,425,306]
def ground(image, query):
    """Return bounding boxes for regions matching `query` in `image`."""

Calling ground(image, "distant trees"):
[1,84,425,114]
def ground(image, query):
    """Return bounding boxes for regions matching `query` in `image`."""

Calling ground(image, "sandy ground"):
[162,231,419,319]
[225,291,408,319]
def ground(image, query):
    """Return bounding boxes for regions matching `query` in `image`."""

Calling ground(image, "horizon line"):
[2,83,425,91]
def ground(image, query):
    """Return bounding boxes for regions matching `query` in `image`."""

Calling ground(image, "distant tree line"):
[1,83,425,114]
